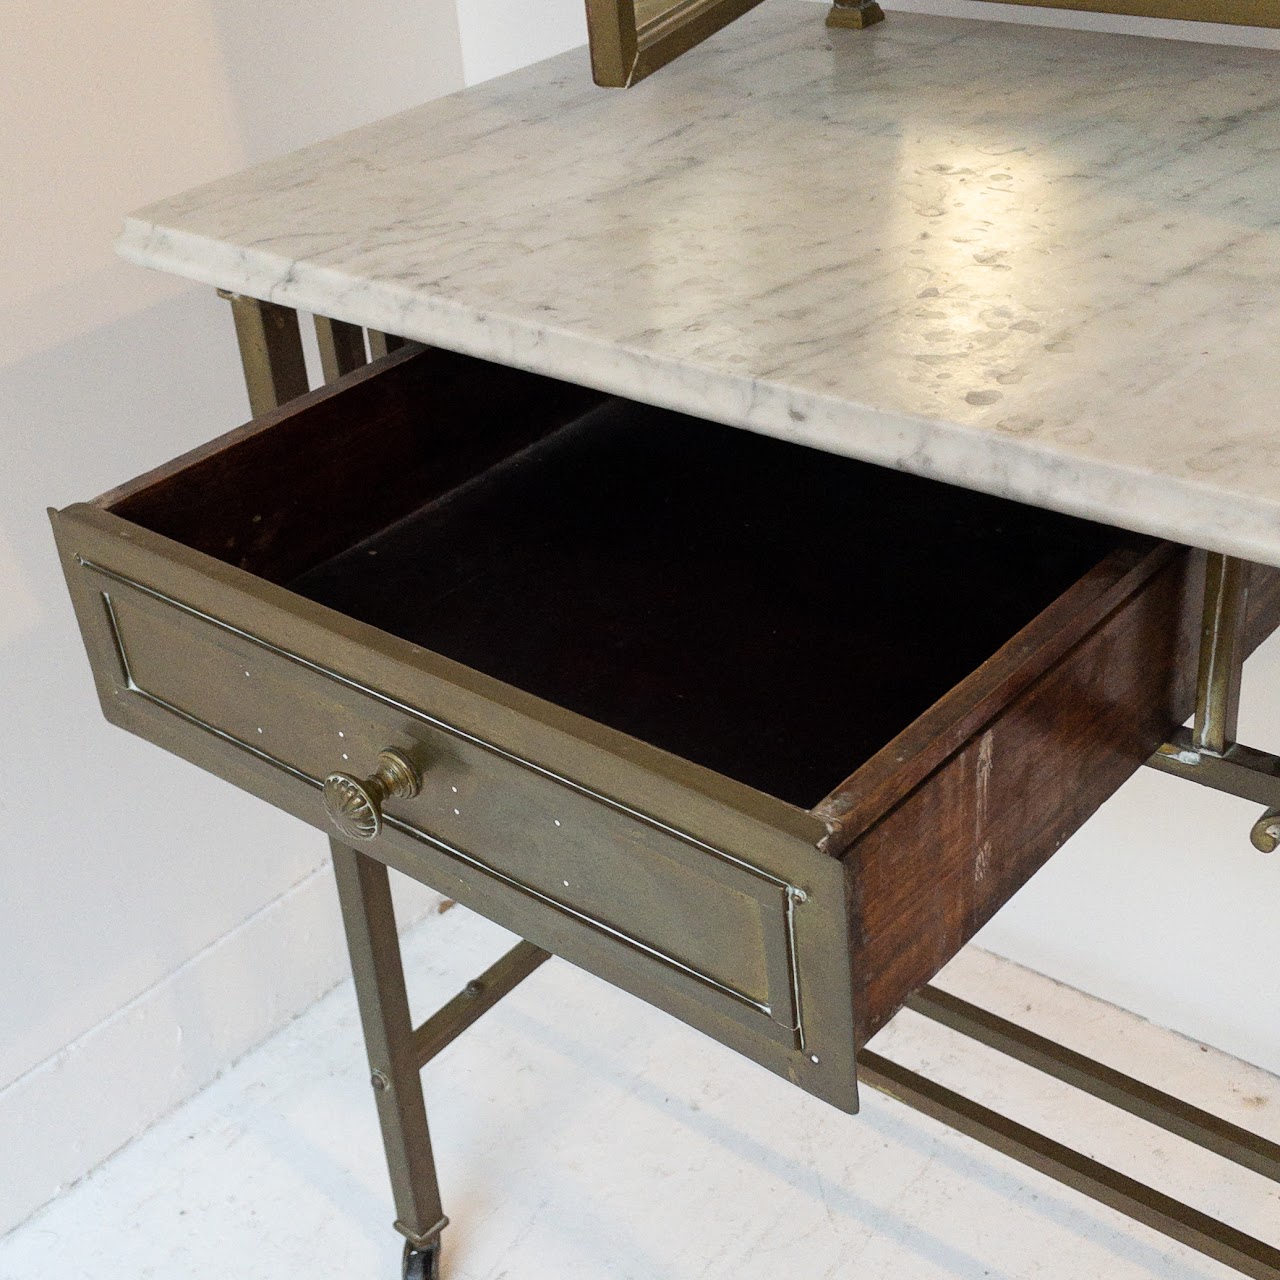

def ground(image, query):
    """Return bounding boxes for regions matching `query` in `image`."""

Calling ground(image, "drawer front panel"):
[95,560,791,1022]
[57,522,854,1111]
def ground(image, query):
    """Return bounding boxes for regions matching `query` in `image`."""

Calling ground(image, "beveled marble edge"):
[117,214,1280,566]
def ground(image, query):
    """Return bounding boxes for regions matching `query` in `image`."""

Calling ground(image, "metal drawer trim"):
[84,559,788,885]
[89,559,810,1034]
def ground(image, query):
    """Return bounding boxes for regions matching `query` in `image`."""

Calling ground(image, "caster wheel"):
[402,1239,442,1280]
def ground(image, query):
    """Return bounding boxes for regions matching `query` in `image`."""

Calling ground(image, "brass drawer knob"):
[323,748,422,842]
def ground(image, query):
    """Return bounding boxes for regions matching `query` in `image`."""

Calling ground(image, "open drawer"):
[51,344,1280,1112]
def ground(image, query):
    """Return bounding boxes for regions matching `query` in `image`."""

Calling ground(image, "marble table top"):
[118,5,1280,563]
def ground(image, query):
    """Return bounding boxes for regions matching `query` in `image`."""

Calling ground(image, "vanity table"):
[52,5,1280,1276]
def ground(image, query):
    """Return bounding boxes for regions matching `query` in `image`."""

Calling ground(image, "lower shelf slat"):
[907,984,1280,1183]
[858,1048,1280,1279]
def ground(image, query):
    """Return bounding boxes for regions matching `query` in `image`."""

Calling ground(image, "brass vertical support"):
[217,291,309,417]
[368,330,408,360]
[314,315,368,384]
[331,840,448,1250]
[1193,553,1249,757]
[826,0,886,29]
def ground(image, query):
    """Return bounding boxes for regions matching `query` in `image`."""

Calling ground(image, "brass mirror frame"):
[586,0,1278,90]
[585,0,771,86]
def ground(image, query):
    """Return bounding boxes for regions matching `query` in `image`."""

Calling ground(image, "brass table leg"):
[1193,551,1249,757]
[368,330,408,360]
[217,291,309,417]
[314,315,368,384]
[1147,552,1280,849]
[331,841,449,1267]
[330,837,548,1277]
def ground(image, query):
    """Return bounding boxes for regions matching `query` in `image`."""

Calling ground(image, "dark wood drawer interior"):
[53,344,1280,1111]
[287,395,1122,810]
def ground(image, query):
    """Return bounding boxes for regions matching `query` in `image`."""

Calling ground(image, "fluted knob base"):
[324,748,422,842]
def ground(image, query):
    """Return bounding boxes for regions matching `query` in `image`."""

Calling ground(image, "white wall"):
[5,0,1279,1243]
[455,0,588,84]
[0,0,464,1238]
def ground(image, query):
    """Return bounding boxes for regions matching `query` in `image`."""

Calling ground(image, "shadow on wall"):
[0,284,327,1094]
[0,266,441,1235]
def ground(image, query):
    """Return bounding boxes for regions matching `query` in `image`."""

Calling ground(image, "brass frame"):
[584,0,769,87]
[219,301,1280,1278]
[331,838,550,1254]
[314,315,368,385]
[859,1045,1280,1279]
[331,841,450,1251]
[826,0,1280,40]
[906,985,1280,1179]
[218,292,308,418]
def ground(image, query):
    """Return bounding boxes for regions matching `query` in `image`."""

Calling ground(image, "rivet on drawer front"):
[323,748,422,842]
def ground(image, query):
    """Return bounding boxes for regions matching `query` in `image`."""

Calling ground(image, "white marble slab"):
[118,5,1280,563]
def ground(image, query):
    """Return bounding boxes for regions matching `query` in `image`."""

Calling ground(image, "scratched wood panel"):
[824,548,1280,1044]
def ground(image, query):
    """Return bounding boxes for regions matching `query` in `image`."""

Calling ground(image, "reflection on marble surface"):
[118,4,1280,562]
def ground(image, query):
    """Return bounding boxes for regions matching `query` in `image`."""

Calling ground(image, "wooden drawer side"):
[840,549,1280,1043]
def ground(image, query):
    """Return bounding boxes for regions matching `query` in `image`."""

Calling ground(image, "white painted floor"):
[2,899,1278,1280]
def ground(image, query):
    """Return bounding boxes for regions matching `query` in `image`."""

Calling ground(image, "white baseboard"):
[0,859,442,1238]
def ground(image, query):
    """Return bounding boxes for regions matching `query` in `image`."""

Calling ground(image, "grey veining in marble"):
[118,5,1280,563]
